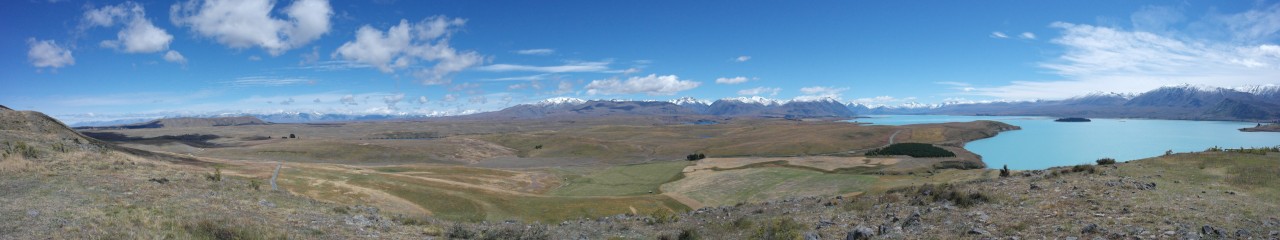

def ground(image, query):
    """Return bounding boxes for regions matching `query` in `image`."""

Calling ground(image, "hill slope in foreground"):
[2,107,1278,239]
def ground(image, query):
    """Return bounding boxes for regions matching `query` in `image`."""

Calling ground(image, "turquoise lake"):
[853,115,1280,170]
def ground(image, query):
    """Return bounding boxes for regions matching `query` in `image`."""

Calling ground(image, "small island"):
[1239,123,1280,132]
[1055,117,1092,122]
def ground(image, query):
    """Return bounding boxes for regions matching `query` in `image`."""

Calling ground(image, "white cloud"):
[1019,32,1036,39]
[990,31,1009,38]
[163,50,187,64]
[383,93,405,110]
[224,76,311,87]
[585,74,700,96]
[795,86,848,101]
[486,74,550,81]
[515,48,554,55]
[442,94,457,102]
[553,80,574,94]
[170,0,332,56]
[737,87,780,96]
[416,96,428,104]
[468,96,487,104]
[972,4,1280,100]
[734,55,751,62]
[715,76,753,84]
[84,2,174,53]
[477,61,611,73]
[27,38,75,69]
[332,17,483,85]
[339,94,357,105]
[620,67,641,75]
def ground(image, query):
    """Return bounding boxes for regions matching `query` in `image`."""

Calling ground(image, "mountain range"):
[864,85,1280,121]
[61,85,1280,126]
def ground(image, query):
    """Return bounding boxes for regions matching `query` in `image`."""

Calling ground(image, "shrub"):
[686,153,706,161]
[678,228,700,240]
[249,179,261,191]
[205,167,222,182]
[1096,158,1116,165]
[648,209,679,224]
[999,164,1010,177]
[447,224,477,239]
[288,134,296,139]
[1071,164,1096,174]
[752,218,804,240]
[889,183,990,207]
[185,219,284,240]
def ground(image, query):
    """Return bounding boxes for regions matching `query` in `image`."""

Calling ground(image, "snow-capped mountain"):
[669,97,711,113]
[534,97,587,107]
[720,96,788,106]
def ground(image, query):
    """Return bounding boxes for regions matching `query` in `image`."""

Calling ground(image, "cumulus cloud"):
[733,55,751,62]
[477,60,611,73]
[1019,32,1036,39]
[332,16,483,85]
[441,94,457,102]
[515,48,554,55]
[585,74,700,96]
[27,38,75,69]
[795,86,848,101]
[990,31,1009,38]
[170,0,332,56]
[715,76,753,84]
[163,50,187,64]
[737,87,780,96]
[84,2,174,53]
[416,96,428,104]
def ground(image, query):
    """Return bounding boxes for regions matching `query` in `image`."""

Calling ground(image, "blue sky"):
[3,0,1279,124]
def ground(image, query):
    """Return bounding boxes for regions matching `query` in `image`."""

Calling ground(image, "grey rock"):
[804,231,821,240]
[902,212,921,228]
[967,228,991,235]
[258,199,275,208]
[1064,237,1077,240]
[1235,229,1249,237]
[846,226,875,240]
[26,210,38,218]
[1201,225,1224,236]
[1030,183,1041,190]
[1081,223,1101,234]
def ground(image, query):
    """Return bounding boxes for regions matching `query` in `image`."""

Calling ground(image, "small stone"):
[804,231,821,240]
[1163,231,1175,235]
[967,228,990,235]
[902,212,922,228]
[1082,223,1101,234]
[1235,229,1250,237]
[846,226,875,240]
[258,199,275,208]
[26,210,38,218]
[1064,237,1078,240]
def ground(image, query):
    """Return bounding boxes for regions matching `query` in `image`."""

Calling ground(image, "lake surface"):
[852,115,1280,170]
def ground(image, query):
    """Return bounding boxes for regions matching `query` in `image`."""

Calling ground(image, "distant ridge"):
[0,105,11,111]
[477,96,857,119]
[74,116,269,130]
[864,85,1280,121]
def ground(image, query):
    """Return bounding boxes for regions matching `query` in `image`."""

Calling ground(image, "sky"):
[3,0,1279,124]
